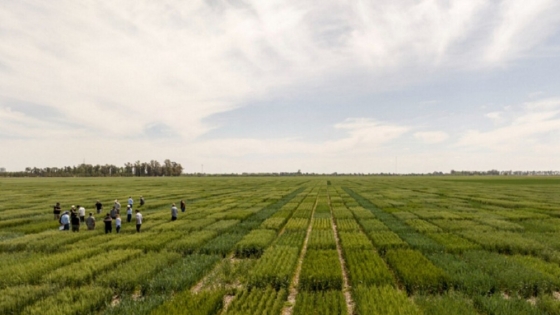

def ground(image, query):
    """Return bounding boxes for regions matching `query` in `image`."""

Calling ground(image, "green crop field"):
[1,176,560,314]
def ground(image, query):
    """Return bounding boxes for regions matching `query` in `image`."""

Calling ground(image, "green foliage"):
[150,289,225,315]
[260,217,287,231]
[462,250,555,297]
[339,231,374,250]
[45,249,142,286]
[226,287,287,315]
[0,285,53,314]
[353,285,423,315]
[299,249,343,291]
[98,251,182,292]
[474,294,545,315]
[146,254,220,294]
[335,218,361,231]
[415,291,479,315]
[199,232,245,257]
[167,230,218,254]
[21,286,113,315]
[293,290,347,315]
[234,229,277,258]
[385,249,448,293]
[368,230,408,250]
[344,249,394,286]
[284,218,310,230]
[405,219,443,233]
[249,245,299,289]
[460,231,545,255]
[312,218,332,230]
[425,233,481,253]
[307,229,336,250]
[274,230,306,248]
[359,219,390,232]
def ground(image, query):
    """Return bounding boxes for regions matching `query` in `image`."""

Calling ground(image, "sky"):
[1,0,560,174]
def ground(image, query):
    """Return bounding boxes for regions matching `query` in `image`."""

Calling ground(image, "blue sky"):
[1,0,560,173]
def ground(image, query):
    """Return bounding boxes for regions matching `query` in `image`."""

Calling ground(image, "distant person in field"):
[103,213,112,234]
[140,196,145,207]
[86,213,96,230]
[115,214,122,233]
[180,200,186,213]
[60,211,70,231]
[171,203,178,221]
[128,196,133,208]
[110,207,117,220]
[53,202,61,220]
[78,205,86,223]
[114,200,121,214]
[126,205,132,223]
[70,209,80,232]
[95,200,103,214]
[135,210,142,232]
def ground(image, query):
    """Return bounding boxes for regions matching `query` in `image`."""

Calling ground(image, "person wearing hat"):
[114,199,121,215]
[126,204,132,223]
[135,210,142,232]
[171,203,178,221]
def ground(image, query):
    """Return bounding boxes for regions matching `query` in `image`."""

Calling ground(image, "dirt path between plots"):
[282,193,318,315]
[328,189,355,315]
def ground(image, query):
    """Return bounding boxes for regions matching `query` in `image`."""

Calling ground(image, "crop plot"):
[1,176,560,314]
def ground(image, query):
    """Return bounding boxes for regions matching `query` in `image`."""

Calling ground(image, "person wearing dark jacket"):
[104,213,113,234]
[70,211,80,232]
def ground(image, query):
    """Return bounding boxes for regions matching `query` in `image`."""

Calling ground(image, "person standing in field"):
[126,205,132,223]
[53,202,61,220]
[103,213,112,234]
[70,210,80,232]
[114,200,121,215]
[115,214,122,233]
[95,200,103,214]
[86,213,95,230]
[171,203,178,221]
[140,196,145,207]
[60,211,70,231]
[135,210,142,232]
[110,207,117,220]
[180,200,186,213]
[128,196,133,209]
[78,205,86,223]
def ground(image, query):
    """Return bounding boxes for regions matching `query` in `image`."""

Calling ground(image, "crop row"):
[299,249,343,291]
[225,287,287,315]
[293,290,347,315]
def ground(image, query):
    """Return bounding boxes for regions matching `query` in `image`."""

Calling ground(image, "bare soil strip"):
[327,187,355,315]
[281,191,319,315]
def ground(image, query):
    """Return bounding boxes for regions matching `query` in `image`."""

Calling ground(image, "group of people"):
[54,196,186,233]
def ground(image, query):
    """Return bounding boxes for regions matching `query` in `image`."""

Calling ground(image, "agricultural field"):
[1,176,560,314]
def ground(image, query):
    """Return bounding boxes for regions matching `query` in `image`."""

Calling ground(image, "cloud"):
[413,131,449,144]
[458,98,560,150]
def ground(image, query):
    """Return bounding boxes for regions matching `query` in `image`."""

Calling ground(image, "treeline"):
[0,160,183,177]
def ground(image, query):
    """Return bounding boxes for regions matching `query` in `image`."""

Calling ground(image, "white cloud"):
[413,131,449,144]
[458,98,560,150]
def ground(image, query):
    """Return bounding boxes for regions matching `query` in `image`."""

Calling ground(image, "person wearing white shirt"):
[126,205,133,223]
[78,205,86,223]
[135,210,142,233]
[115,214,122,233]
